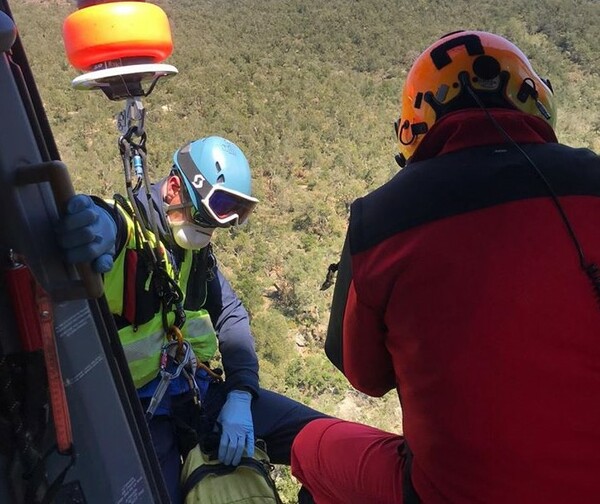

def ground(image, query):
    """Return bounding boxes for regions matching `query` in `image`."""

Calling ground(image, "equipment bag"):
[181,438,283,504]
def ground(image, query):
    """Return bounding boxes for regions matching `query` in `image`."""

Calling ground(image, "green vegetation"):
[11,0,599,501]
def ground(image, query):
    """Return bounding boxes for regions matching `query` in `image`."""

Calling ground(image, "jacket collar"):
[409,109,558,164]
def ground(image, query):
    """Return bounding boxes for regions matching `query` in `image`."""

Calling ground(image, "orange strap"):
[166,325,185,360]
[197,361,223,383]
[35,284,73,454]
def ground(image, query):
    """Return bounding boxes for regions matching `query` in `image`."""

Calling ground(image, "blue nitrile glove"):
[216,390,254,466]
[56,194,116,273]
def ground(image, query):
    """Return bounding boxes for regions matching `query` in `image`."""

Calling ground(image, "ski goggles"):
[191,184,258,227]
[175,153,259,228]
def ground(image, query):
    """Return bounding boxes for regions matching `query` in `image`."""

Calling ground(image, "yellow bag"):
[180,440,283,504]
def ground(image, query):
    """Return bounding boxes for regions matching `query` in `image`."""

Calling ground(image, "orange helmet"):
[395,30,556,166]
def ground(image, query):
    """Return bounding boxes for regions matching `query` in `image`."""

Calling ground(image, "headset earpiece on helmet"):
[395,30,557,166]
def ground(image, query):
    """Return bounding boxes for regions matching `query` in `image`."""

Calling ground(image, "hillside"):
[10,0,600,501]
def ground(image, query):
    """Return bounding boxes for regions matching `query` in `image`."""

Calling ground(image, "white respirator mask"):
[169,221,214,250]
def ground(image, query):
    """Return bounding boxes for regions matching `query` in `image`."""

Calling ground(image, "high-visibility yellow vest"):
[103,200,218,389]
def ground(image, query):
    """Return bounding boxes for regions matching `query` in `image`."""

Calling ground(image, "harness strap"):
[113,193,185,331]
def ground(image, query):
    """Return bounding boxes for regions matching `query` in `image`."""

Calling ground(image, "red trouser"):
[291,419,405,504]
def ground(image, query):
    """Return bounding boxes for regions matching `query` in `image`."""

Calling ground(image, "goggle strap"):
[176,147,216,201]
[164,202,191,212]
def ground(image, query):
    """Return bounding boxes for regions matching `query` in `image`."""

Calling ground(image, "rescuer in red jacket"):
[290,30,600,504]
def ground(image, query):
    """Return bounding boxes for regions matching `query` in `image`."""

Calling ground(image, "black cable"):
[461,73,600,307]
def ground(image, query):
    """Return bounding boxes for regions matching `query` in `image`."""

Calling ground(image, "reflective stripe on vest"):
[121,309,217,388]
[103,199,218,388]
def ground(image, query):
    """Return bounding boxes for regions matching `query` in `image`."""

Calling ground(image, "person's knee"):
[292,418,344,472]
[293,418,339,447]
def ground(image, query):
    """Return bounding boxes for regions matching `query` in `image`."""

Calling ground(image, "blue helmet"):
[172,136,258,226]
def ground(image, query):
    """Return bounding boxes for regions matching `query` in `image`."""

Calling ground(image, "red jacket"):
[326,109,600,503]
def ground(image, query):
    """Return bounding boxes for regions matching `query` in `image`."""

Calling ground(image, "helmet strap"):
[516,78,552,121]
[397,120,428,146]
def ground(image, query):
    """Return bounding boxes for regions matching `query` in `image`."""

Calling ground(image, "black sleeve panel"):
[325,233,353,374]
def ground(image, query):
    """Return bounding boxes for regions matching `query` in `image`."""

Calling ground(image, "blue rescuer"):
[56,135,326,503]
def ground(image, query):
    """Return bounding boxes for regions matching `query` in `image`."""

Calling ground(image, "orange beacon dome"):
[63,1,173,71]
